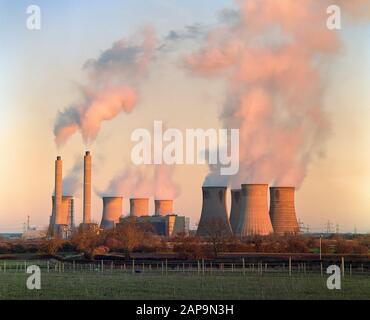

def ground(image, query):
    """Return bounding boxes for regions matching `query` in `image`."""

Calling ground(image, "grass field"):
[0,265,368,300]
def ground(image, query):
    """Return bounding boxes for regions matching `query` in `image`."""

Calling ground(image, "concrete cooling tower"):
[101,197,123,229]
[154,200,173,216]
[130,198,149,217]
[51,195,74,227]
[237,184,273,236]
[62,196,74,228]
[83,151,92,224]
[196,187,232,237]
[269,187,300,235]
[229,189,242,235]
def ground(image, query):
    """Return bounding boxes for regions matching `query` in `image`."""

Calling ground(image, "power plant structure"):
[48,156,70,238]
[83,151,92,224]
[130,198,149,217]
[100,197,123,229]
[46,152,301,240]
[154,200,174,216]
[229,189,242,235]
[236,184,274,236]
[269,187,300,235]
[196,186,232,237]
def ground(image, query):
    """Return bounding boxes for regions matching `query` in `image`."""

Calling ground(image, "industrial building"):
[119,214,189,237]
[236,184,274,236]
[229,189,242,235]
[47,152,300,240]
[196,186,232,237]
[100,197,123,229]
[269,187,300,235]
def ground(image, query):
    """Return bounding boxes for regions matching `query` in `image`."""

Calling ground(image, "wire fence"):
[0,258,369,278]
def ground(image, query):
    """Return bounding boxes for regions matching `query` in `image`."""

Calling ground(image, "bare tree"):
[201,218,231,258]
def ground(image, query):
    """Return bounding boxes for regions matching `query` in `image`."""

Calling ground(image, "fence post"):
[165,259,168,276]
[289,257,292,277]
[132,260,135,274]
[341,257,345,278]
[242,258,245,276]
[101,260,104,273]
[350,264,352,278]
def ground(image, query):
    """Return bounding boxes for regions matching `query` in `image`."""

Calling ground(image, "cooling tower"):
[269,187,300,235]
[237,184,273,236]
[62,196,74,228]
[83,151,92,224]
[130,198,149,217]
[229,189,242,235]
[54,156,63,225]
[101,197,123,229]
[154,200,173,216]
[51,195,73,226]
[196,187,232,237]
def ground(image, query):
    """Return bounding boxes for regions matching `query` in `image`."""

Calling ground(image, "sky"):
[0,0,370,233]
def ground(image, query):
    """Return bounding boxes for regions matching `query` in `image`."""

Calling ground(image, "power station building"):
[269,187,300,235]
[196,186,232,237]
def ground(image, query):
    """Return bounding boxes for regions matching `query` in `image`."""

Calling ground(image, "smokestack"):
[196,187,232,237]
[54,156,63,225]
[154,200,173,216]
[83,151,92,224]
[101,197,123,229]
[130,198,149,217]
[269,187,300,236]
[229,189,242,235]
[237,184,273,236]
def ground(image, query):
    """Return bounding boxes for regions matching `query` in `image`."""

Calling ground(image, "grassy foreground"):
[0,270,369,300]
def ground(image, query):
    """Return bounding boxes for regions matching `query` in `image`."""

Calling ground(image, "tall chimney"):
[101,197,123,229]
[154,200,173,216]
[196,186,232,237]
[130,198,149,217]
[229,189,242,235]
[237,184,273,236]
[269,187,299,236]
[83,151,92,224]
[54,156,63,225]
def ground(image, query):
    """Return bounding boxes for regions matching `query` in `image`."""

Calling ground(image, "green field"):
[0,264,368,300]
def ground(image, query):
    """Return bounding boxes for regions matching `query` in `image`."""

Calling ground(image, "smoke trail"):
[54,27,156,147]
[99,165,180,199]
[62,160,83,196]
[185,0,369,188]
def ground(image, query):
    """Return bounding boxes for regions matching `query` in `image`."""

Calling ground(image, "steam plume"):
[99,165,180,199]
[186,0,369,188]
[54,27,156,147]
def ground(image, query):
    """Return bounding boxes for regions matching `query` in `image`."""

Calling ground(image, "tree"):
[201,218,231,258]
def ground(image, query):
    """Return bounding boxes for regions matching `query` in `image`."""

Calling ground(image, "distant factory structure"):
[48,152,189,238]
[48,151,300,239]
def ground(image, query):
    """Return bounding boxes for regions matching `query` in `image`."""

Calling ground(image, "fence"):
[0,257,369,278]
